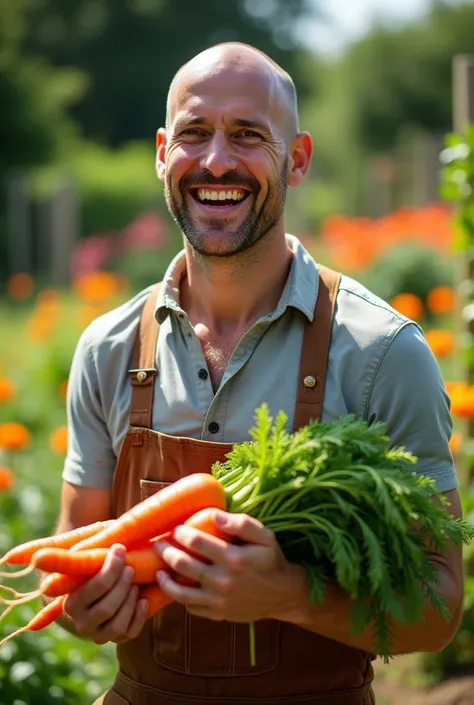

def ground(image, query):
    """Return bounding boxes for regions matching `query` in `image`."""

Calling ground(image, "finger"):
[64,544,127,615]
[86,565,136,632]
[94,584,140,645]
[157,570,212,607]
[212,511,275,545]
[155,540,211,583]
[167,526,234,566]
[120,598,150,641]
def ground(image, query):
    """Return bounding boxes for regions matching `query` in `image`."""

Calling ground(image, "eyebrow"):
[172,115,272,135]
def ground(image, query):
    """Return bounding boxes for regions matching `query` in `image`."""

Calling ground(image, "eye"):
[179,128,208,140]
[236,130,261,140]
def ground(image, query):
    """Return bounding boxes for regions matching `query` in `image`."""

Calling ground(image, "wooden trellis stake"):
[452,55,474,484]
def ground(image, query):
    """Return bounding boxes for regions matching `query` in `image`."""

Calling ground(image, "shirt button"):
[208,421,220,434]
[198,368,208,380]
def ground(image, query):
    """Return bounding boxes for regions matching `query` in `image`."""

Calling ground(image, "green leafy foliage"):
[359,241,453,311]
[213,404,474,660]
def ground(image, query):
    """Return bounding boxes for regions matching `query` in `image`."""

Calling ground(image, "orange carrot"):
[0,595,65,649]
[40,572,85,598]
[71,474,226,553]
[3,508,229,604]
[0,520,114,569]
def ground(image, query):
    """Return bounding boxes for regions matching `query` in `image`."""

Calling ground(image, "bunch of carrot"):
[0,473,229,648]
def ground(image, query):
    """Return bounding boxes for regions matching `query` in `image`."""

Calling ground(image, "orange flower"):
[49,426,68,455]
[450,385,474,419]
[0,377,16,403]
[449,432,462,455]
[76,304,104,328]
[59,380,69,401]
[445,381,465,398]
[73,272,122,304]
[0,423,30,451]
[7,273,34,301]
[36,288,60,304]
[0,466,14,491]
[424,330,455,358]
[427,286,456,316]
[390,293,424,322]
[26,314,56,342]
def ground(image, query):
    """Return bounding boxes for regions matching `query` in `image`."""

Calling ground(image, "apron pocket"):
[140,479,173,500]
[153,601,280,676]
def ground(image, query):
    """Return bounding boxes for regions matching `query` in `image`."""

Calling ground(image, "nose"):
[200,131,237,177]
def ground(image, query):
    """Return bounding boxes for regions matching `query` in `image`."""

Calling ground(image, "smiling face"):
[157,47,306,259]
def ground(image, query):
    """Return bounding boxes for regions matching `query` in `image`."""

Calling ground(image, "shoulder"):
[330,272,420,368]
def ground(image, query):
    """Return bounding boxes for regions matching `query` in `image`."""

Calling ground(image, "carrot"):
[0,520,114,570]
[2,508,229,605]
[0,595,64,649]
[71,473,226,553]
[138,584,173,618]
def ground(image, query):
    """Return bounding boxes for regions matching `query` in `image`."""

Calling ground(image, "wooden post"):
[6,173,33,277]
[452,55,474,483]
[48,179,79,287]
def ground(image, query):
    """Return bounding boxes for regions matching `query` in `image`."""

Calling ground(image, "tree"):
[21,0,316,146]
[0,2,86,180]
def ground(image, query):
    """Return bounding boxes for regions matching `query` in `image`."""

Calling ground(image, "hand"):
[63,543,149,645]
[154,510,300,623]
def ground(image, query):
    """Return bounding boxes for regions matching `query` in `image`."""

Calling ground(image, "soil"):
[372,657,474,705]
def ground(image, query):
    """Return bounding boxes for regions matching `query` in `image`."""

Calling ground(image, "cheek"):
[166,146,198,189]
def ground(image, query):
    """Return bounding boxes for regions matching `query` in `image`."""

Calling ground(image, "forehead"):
[168,63,285,130]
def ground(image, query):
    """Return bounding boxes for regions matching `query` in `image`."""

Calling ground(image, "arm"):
[280,323,463,653]
[279,488,463,654]
[40,328,147,643]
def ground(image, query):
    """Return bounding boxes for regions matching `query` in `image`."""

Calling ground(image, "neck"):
[180,230,292,335]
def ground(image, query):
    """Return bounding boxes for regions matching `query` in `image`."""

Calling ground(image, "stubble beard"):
[165,160,288,258]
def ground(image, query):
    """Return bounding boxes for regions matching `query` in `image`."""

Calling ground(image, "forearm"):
[279,561,463,655]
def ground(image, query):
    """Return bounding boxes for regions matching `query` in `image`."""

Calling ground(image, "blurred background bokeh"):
[1,1,474,703]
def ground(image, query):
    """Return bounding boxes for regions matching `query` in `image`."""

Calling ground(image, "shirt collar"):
[155,234,319,324]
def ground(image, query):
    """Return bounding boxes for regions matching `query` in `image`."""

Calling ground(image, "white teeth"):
[196,188,246,203]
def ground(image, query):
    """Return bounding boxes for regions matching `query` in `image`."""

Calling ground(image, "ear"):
[287,132,313,188]
[155,128,167,183]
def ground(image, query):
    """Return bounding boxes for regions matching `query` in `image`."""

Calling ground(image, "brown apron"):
[94,265,375,705]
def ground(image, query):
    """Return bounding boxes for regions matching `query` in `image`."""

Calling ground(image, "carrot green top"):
[62,235,457,494]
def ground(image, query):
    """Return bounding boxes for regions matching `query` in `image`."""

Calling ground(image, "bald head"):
[166,42,299,137]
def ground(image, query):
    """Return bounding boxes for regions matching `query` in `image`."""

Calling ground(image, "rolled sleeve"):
[62,331,117,489]
[364,323,458,492]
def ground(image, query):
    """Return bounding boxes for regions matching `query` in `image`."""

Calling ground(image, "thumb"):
[214,510,274,545]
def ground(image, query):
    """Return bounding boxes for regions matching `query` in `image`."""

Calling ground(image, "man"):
[51,43,462,704]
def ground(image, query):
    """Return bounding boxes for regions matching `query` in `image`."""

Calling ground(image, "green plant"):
[359,241,454,310]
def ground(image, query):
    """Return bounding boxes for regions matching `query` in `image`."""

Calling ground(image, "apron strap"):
[127,264,340,431]
[293,265,341,431]
[128,283,161,428]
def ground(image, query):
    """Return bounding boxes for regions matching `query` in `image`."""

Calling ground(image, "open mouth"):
[190,187,251,208]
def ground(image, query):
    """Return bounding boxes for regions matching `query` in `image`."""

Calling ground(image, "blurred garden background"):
[1,0,474,703]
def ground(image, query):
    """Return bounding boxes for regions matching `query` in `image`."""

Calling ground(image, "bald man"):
[49,43,462,704]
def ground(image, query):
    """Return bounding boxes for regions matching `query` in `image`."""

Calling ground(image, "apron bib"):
[94,266,376,704]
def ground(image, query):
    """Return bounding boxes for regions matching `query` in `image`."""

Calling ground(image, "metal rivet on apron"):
[136,370,147,382]
[303,375,317,388]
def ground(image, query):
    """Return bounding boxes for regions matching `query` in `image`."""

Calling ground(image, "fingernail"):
[156,570,165,584]
[123,566,134,582]
[153,541,164,554]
